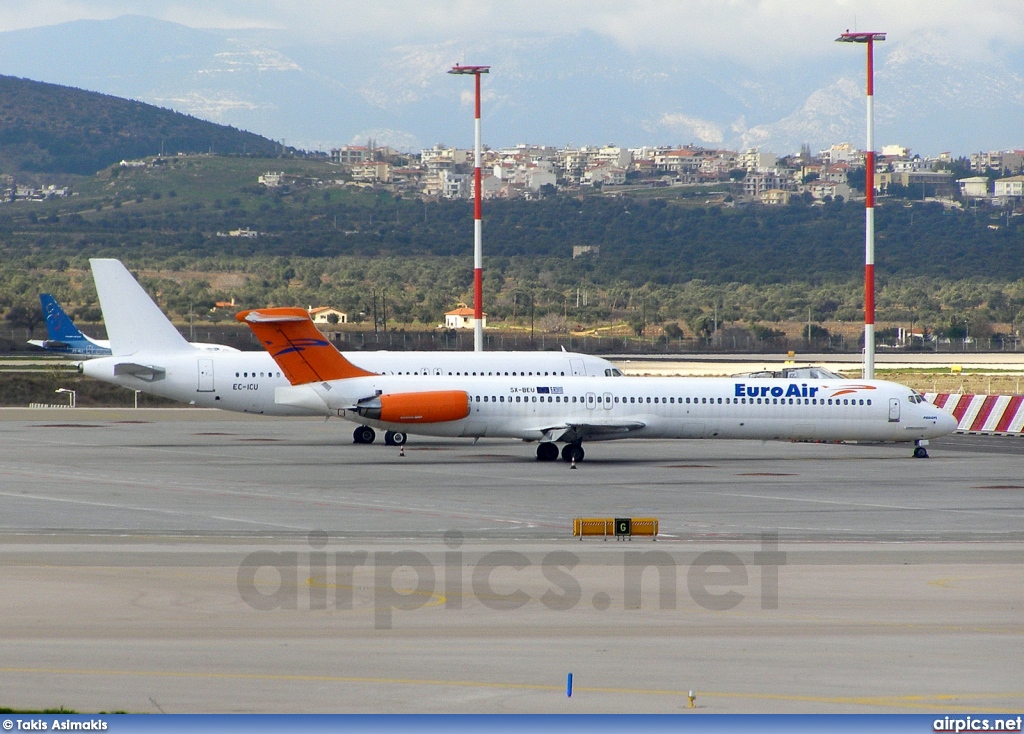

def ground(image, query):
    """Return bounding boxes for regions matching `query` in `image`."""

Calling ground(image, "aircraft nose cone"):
[941,410,958,434]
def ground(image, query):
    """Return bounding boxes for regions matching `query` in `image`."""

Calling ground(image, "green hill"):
[0,75,281,175]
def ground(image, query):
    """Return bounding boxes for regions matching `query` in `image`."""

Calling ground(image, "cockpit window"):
[907,393,925,404]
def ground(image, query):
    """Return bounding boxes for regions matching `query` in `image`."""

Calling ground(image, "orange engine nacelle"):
[355,390,470,424]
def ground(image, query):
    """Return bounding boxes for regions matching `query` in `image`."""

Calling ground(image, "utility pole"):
[448,64,490,352]
[837,30,886,380]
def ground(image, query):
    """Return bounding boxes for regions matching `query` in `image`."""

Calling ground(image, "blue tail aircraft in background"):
[28,294,112,356]
[28,293,239,357]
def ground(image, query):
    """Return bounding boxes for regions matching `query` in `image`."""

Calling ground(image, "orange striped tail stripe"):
[236,308,375,384]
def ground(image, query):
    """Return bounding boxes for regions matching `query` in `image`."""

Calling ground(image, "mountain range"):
[0,74,280,175]
[1,15,1023,156]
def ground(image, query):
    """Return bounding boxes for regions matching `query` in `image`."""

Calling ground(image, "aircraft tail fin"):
[40,294,87,342]
[237,308,376,384]
[90,259,193,356]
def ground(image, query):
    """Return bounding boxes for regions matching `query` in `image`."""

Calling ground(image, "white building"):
[525,169,557,191]
[258,172,285,188]
[445,306,486,330]
[740,148,777,173]
[330,146,370,165]
[881,145,910,157]
[994,175,1024,198]
[957,176,990,198]
[583,165,627,186]
[307,307,348,324]
[441,170,471,199]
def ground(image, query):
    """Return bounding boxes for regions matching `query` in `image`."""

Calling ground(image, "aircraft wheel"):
[353,426,376,444]
[561,443,584,462]
[386,430,407,446]
[913,446,929,459]
[536,442,559,461]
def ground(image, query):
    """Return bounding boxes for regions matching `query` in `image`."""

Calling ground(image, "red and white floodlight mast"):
[836,31,885,380]
[448,64,490,352]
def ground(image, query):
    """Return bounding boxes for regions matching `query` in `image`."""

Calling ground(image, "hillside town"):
[249,142,1024,207]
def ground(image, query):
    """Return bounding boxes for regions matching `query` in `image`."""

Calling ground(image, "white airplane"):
[79,258,622,444]
[237,306,959,462]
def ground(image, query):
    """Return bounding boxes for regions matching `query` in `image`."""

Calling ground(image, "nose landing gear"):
[913,440,929,459]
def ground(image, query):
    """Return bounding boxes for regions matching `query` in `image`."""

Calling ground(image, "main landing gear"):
[384,430,407,446]
[536,442,585,463]
[352,425,376,444]
[913,440,929,459]
[561,442,584,463]
[536,442,559,461]
[352,426,408,445]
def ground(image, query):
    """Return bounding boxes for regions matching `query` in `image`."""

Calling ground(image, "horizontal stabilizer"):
[113,362,166,381]
[237,308,375,384]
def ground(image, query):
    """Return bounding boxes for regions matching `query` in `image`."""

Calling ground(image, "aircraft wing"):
[538,420,646,443]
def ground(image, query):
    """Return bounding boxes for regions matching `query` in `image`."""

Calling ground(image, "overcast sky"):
[5,1,1024,63]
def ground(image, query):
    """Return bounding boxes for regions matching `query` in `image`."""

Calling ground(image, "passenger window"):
[867,399,872,405]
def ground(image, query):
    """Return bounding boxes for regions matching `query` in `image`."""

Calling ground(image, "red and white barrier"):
[925,393,1024,434]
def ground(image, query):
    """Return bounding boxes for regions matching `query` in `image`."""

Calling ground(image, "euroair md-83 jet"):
[79,259,621,444]
[237,307,959,462]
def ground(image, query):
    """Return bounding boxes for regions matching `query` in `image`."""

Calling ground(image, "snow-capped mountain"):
[1,15,1021,155]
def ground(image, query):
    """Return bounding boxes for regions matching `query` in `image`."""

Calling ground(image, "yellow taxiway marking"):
[1,666,1021,711]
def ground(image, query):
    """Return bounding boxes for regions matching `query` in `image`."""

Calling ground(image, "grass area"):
[0,373,179,407]
[15,154,374,221]
[877,372,1024,395]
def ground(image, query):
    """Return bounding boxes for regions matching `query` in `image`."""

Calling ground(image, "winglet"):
[236,308,376,384]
